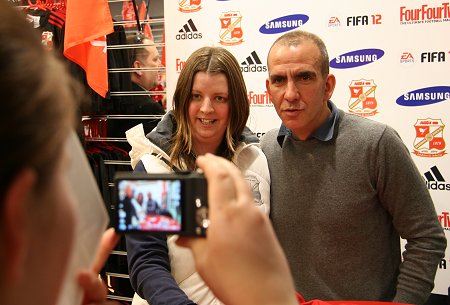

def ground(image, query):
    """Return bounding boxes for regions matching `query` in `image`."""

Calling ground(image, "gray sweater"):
[261,108,446,305]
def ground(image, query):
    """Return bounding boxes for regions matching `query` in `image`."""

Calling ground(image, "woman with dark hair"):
[125,46,270,305]
[0,2,118,305]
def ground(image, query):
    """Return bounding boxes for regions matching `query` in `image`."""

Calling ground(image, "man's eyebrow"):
[269,72,285,79]
[297,70,316,77]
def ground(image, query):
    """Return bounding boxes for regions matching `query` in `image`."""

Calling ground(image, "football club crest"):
[219,11,243,46]
[41,31,54,50]
[348,79,378,116]
[178,0,201,13]
[413,118,446,157]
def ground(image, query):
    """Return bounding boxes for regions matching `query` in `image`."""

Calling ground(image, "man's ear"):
[324,73,336,101]
[265,78,272,101]
[2,169,37,284]
[133,60,143,76]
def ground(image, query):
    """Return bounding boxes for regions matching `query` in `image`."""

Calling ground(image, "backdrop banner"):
[165,0,450,296]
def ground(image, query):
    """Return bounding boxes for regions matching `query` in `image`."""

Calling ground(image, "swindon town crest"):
[178,0,201,13]
[348,79,378,116]
[41,31,54,51]
[413,118,446,157]
[219,11,243,46]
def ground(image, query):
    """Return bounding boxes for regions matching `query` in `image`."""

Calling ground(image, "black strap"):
[131,0,142,34]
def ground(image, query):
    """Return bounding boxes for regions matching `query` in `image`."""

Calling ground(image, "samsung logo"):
[330,49,384,69]
[396,86,450,106]
[259,14,309,34]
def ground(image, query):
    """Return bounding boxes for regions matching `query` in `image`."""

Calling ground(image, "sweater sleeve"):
[376,127,446,305]
[126,160,196,305]
[126,234,196,305]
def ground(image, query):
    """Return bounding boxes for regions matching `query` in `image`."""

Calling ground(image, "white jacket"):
[126,123,270,305]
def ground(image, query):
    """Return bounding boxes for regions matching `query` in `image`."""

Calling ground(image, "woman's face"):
[188,72,230,154]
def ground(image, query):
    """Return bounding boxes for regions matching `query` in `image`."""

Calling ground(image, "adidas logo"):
[176,19,202,40]
[424,166,450,191]
[240,51,267,73]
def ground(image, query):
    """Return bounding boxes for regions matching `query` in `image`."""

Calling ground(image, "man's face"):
[136,44,161,90]
[266,40,335,140]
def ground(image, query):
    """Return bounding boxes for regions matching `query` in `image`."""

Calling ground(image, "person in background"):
[156,197,173,219]
[130,192,146,226]
[0,2,119,305]
[145,191,159,215]
[114,34,165,136]
[125,46,271,305]
[127,34,164,106]
[260,29,446,305]
[123,183,136,228]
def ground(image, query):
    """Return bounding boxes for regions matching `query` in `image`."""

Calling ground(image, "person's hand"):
[176,154,298,305]
[78,228,121,305]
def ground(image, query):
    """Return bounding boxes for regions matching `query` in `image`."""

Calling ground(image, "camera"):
[113,171,208,236]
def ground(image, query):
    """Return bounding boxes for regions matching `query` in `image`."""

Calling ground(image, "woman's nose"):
[200,98,214,113]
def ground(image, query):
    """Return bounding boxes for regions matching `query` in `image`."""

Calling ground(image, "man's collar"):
[276,101,339,146]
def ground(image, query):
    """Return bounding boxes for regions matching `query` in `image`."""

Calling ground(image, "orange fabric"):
[63,0,113,98]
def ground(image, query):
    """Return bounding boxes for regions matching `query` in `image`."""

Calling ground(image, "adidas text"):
[241,65,267,73]
[426,181,450,191]
[176,32,202,40]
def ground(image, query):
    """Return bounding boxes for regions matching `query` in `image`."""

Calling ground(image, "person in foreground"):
[0,3,119,305]
[125,46,270,305]
[260,29,446,305]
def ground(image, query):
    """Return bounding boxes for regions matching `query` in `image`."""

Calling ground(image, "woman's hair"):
[0,2,78,202]
[170,46,249,170]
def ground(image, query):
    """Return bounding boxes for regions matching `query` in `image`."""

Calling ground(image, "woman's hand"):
[78,228,121,305]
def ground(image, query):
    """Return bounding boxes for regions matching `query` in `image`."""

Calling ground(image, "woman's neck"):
[193,142,220,156]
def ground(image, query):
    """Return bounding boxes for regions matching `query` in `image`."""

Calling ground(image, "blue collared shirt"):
[276,101,340,147]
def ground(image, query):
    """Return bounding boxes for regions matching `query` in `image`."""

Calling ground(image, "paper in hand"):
[56,131,110,305]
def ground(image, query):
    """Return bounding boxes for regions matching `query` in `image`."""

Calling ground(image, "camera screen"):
[116,179,182,233]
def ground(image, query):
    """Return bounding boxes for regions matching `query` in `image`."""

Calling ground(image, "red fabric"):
[122,0,153,40]
[300,300,412,305]
[296,291,306,304]
[63,0,113,98]
[121,1,135,27]
[139,1,153,40]
[161,24,165,67]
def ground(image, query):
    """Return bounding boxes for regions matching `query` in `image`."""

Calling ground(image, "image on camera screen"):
[116,179,182,233]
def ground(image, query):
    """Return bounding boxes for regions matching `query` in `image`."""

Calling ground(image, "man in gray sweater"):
[260,29,446,305]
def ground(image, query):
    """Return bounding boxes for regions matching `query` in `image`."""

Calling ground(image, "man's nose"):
[284,80,300,102]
